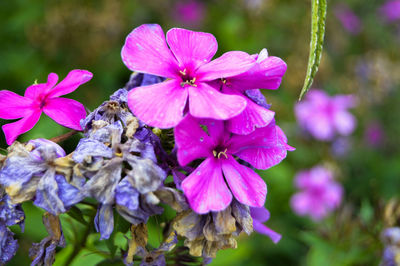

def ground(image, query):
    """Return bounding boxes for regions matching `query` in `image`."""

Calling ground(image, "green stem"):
[49,130,79,143]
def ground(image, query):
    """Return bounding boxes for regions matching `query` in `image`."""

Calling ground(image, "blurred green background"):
[1,0,400,265]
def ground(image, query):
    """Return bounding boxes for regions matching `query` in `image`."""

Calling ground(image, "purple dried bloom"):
[136,231,178,266]
[250,207,281,243]
[0,223,18,264]
[295,89,357,141]
[290,165,343,221]
[0,193,24,229]
[381,227,400,266]
[334,4,362,35]
[73,121,166,239]
[0,140,84,215]
[173,200,253,258]
[80,90,132,132]
[29,213,65,266]
[380,0,400,22]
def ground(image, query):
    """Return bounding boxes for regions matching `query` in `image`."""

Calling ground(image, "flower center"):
[213,146,228,159]
[179,68,197,87]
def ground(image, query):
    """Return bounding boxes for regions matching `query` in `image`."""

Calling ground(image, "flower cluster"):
[290,165,343,221]
[0,24,293,264]
[295,89,356,141]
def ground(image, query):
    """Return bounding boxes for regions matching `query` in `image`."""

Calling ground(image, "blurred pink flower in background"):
[295,89,357,141]
[173,0,205,27]
[365,121,385,147]
[334,4,362,35]
[290,165,343,221]
[380,0,400,22]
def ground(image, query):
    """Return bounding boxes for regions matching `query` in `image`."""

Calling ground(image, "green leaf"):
[66,206,88,226]
[299,0,327,100]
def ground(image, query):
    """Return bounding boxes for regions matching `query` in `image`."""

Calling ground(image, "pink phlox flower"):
[334,4,362,35]
[290,166,343,221]
[380,0,400,22]
[174,115,294,214]
[295,89,357,141]
[250,206,281,243]
[0,70,92,145]
[121,24,256,128]
[210,48,287,135]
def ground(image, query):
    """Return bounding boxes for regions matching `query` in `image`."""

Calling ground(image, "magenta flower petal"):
[222,156,267,207]
[229,121,288,169]
[174,115,214,166]
[24,73,58,99]
[181,158,232,214]
[43,98,86,130]
[166,28,217,70]
[230,56,287,91]
[276,126,296,151]
[188,83,247,120]
[121,24,179,78]
[2,111,41,145]
[227,96,275,135]
[253,220,282,243]
[0,91,33,119]
[127,80,188,128]
[197,51,255,81]
[47,70,93,98]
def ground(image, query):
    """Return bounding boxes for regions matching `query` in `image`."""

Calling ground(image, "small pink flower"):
[0,70,92,145]
[250,206,281,243]
[290,166,343,221]
[295,89,357,141]
[121,24,255,128]
[174,115,294,214]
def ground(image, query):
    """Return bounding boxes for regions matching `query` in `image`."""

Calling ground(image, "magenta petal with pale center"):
[128,80,189,128]
[0,91,33,119]
[2,111,41,145]
[166,28,217,70]
[174,115,214,166]
[188,83,247,120]
[181,158,232,214]
[196,51,255,81]
[222,156,267,207]
[121,24,179,78]
[24,73,58,100]
[43,97,86,130]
